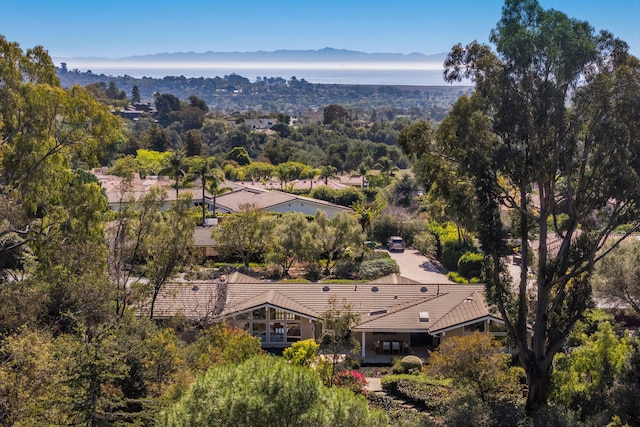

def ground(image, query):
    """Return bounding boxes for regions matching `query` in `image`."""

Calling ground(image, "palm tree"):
[186,156,225,224]
[160,150,186,197]
[375,156,398,186]
[319,165,338,186]
[351,162,370,188]
[352,195,386,239]
[206,172,233,218]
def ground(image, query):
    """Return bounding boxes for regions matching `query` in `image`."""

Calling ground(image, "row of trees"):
[117,114,412,174]
[211,206,404,281]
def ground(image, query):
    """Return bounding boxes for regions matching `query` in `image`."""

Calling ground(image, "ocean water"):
[61,60,469,86]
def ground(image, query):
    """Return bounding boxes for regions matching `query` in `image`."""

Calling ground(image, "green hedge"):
[428,222,476,272]
[308,186,365,207]
[457,251,484,279]
[381,376,454,414]
[358,258,400,280]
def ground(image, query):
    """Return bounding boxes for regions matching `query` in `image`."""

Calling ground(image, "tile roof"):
[214,188,296,212]
[93,172,350,216]
[215,188,351,214]
[142,273,495,334]
[427,291,494,333]
[222,289,321,319]
[368,273,424,285]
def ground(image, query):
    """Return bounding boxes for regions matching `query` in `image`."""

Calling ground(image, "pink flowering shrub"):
[334,370,368,394]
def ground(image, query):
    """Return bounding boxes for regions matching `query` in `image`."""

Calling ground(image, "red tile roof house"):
[139,272,512,363]
[214,186,352,219]
[93,171,353,258]
[93,171,351,219]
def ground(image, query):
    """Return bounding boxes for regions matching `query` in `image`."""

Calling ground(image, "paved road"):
[379,248,453,284]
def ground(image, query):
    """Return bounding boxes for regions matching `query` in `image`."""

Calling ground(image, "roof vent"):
[465,296,474,302]
[191,285,199,292]
[371,286,379,292]
[322,286,330,292]
[419,311,430,322]
[420,286,428,293]
[369,309,387,316]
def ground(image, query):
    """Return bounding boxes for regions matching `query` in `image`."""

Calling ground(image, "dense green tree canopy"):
[158,356,387,427]
[211,204,275,266]
[310,210,365,273]
[0,36,123,330]
[551,322,632,423]
[265,212,314,277]
[428,332,525,403]
[323,104,350,125]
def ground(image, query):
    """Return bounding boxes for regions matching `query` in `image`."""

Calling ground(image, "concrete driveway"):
[380,248,453,284]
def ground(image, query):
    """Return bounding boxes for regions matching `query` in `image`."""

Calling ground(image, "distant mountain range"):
[54,47,448,64]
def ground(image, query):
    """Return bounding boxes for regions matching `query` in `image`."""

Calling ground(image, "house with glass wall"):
[142,272,514,362]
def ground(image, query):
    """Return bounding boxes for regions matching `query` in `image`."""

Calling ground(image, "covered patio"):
[361,343,432,364]
[357,329,438,364]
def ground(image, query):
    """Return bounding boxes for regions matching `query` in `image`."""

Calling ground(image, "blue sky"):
[2,0,638,58]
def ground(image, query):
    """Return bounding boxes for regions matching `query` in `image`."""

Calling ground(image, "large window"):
[463,321,485,334]
[232,306,302,344]
[462,319,512,351]
[488,320,507,333]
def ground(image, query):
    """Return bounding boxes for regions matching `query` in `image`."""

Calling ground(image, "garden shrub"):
[413,231,438,257]
[457,251,484,279]
[362,250,392,261]
[282,339,319,366]
[392,357,404,374]
[446,271,469,283]
[358,258,399,280]
[309,186,365,208]
[399,219,427,247]
[159,356,388,427]
[334,370,368,394]
[381,375,454,414]
[333,258,359,279]
[427,222,476,271]
[366,392,397,412]
[367,393,437,426]
[333,187,365,207]
[156,357,388,427]
[400,355,423,374]
[443,392,491,427]
[371,214,425,246]
[441,239,475,272]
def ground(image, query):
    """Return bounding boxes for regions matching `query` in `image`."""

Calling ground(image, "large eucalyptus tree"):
[401,0,640,413]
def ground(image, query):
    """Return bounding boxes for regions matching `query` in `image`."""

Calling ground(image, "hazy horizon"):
[54,49,457,85]
[56,60,460,86]
[4,0,637,59]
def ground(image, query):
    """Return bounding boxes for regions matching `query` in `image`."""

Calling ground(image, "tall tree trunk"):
[202,178,206,225]
[149,295,156,319]
[525,360,552,414]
